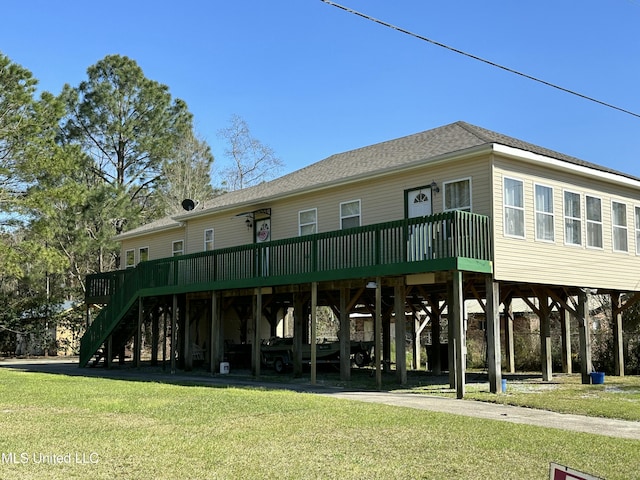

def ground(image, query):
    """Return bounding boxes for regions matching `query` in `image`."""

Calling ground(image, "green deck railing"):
[80,211,492,366]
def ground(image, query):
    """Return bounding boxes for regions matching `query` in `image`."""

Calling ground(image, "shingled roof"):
[119,121,636,238]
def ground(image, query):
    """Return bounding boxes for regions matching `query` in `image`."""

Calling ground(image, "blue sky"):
[2,0,640,178]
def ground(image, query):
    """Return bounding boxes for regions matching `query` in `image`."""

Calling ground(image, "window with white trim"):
[139,247,149,263]
[612,201,628,252]
[563,191,582,246]
[534,184,554,242]
[443,178,471,212]
[299,208,317,236]
[204,229,214,251]
[503,177,524,238]
[635,206,640,255]
[125,249,135,269]
[586,195,603,249]
[340,200,360,229]
[172,240,184,257]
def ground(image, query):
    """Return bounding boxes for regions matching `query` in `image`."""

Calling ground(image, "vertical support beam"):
[310,282,318,385]
[293,293,304,377]
[431,295,442,375]
[504,296,515,374]
[105,334,113,369]
[560,297,572,374]
[210,291,220,374]
[612,291,625,377]
[134,297,143,368]
[394,283,407,385]
[170,294,177,374]
[253,288,262,377]
[375,277,382,390]
[151,305,159,366]
[485,277,502,393]
[162,305,167,371]
[577,289,593,384]
[447,282,456,389]
[451,271,465,399]
[184,297,192,372]
[539,294,552,382]
[412,315,420,370]
[339,287,350,381]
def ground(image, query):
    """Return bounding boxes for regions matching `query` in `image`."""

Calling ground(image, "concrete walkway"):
[1,358,639,441]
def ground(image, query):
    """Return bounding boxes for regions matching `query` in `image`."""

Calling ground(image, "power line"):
[320,0,640,120]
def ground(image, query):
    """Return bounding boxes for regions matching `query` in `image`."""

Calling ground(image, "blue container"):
[501,378,507,393]
[590,372,605,384]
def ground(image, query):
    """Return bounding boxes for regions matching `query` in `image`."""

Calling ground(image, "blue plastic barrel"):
[590,372,605,384]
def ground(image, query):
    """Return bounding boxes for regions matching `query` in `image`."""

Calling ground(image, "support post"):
[451,271,465,399]
[162,305,167,371]
[105,334,113,369]
[293,293,304,377]
[253,288,262,377]
[310,282,318,385]
[339,287,350,381]
[134,297,143,368]
[560,297,572,374]
[504,296,515,374]
[375,277,382,390]
[210,291,220,374]
[447,283,456,389]
[577,289,593,384]
[612,291,625,377]
[151,305,159,366]
[394,283,407,385]
[171,295,177,374]
[485,277,502,393]
[184,298,192,372]
[412,315,421,370]
[539,294,552,382]
[431,299,442,375]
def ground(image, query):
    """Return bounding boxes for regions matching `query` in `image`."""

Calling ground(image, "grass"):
[0,367,638,479]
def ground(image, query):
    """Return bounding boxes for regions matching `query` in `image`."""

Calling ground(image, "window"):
[563,191,582,246]
[125,249,135,269]
[534,184,554,242]
[139,247,149,263]
[503,177,524,238]
[443,178,471,212]
[635,206,640,255]
[172,240,184,257]
[612,201,628,252]
[340,200,361,229]
[204,229,214,251]
[299,209,317,235]
[586,196,603,249]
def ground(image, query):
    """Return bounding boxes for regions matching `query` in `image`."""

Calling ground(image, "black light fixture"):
[430,180,440,193]
[245,217,253,230]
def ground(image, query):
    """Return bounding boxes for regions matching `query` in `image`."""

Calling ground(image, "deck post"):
[184,298,192,372]
[293,293,304,377]
[431,295,442,375]
[151,305,159,366]
[577,289,593,384]
[612,291,625,377]
[539,294,552,381]
[560,295,572,374]
[134,297,143,368]
[162,304,167,371]
[253,287,262,377]
[210,291,220,374]
[504,296,515,373]
[485,277,501,393]
[394,283,407,385]
[171,294,177,374]
[310,282,318,385]
[375,277,382,390]
[451,271,465,399]
[105,334,113,369]
[447,283,456,389]
[339,287,350,381]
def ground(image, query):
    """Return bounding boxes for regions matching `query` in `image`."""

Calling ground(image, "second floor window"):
[125,249,135,269]
[172,240,184,257]
[340,200,361,229]
[535,184,554,242]
[563,191,582,246]
[612,201,628,252]
[504,177,524,238]
[444,178,471,212]
[139,247,149,263]
[204,229,214,251]
[299,209,317,235]
[586,196,603,249]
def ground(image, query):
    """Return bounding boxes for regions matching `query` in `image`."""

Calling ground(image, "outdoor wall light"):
[245,217,253,229]
[366,281,377,289]
[430,180,440,193]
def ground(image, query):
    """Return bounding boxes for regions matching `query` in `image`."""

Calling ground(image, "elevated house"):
[82,121,640,398]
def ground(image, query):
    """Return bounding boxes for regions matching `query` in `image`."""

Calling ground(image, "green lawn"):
[0,368,638,479]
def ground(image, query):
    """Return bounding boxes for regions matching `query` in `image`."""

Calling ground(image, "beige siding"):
[119,226,185,268]
[492,154,640,290]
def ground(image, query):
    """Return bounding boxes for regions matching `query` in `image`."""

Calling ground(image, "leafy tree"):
[217,114,283,191]
[60,54,194,231]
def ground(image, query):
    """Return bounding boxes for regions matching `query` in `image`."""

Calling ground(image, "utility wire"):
[321,0,640,120]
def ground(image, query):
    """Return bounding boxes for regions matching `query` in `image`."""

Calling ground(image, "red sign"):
[550,463,602,480]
